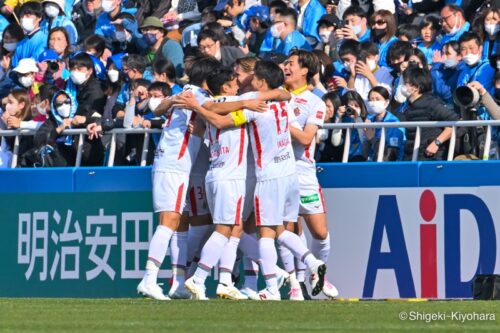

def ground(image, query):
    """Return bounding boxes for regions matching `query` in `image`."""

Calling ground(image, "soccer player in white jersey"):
[136,57,220,300]
[179,61,327,301]
[284,50,339,300]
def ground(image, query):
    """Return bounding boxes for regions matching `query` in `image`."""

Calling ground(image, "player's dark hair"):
[254,60,284,89]
[207,68,236,96]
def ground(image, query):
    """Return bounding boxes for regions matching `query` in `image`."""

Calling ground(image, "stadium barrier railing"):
[2,119,500,168]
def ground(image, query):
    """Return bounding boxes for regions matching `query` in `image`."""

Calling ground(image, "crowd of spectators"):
[0,0,498,167]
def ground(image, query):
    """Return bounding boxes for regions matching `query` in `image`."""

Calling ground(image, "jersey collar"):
[285,85,308,96]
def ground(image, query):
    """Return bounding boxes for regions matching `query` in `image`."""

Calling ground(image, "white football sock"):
[277,230,320,271]
[144,225,174,285]
[219,236,240,286]
[259,237,278,294]
[278,243,295,274]
[311,233,330,263]
[193,231,229,285]
[170,231,188,290]
[295,233,308,283]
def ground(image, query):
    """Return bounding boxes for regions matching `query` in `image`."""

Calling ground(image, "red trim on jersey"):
[238,125,245,166]
[319,187,326,213]
[215,128,221,141]
[189,186,198,216]
[166,112,174,127]
[255,196,261,226]
[251,121,262,168]
[235,196,243,225]
[178,112,197,160]
[305,143,312,162]
[175,183,185,213]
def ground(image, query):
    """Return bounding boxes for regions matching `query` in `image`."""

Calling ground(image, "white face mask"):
[401,85,413,98]
[70,70,88,85]
[3,42,17,52]
[447,15,460,36]
[19,75,34,88]
[497,60,500,70]
[319,30,331,44]
[485,24,499,36]
[56,103,71,118]
[36,103,47,116]
[21,17,36,33]
[148,97,162,111]
[343,62,351,72]
[367,101,386,115]
[107,69,119,83]
[44,3,60,18]
[271,22,284,38]
[366,59,377,71]
[101,0,115,13]
[351,24,362,36]
[443,58,458,68]
[462,53,480,66]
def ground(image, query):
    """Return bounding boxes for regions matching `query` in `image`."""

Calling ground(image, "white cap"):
[13,58,39,74]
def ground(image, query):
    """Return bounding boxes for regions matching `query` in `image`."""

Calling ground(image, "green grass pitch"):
[1,299,499,332]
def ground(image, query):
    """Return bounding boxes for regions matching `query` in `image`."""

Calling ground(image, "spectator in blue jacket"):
[431,41,464,107]
[479,7,499,61]
[370,9,398,68]
[439,5,470,46]
[364,86,406,161]
[259,0,286,55]
[41,0,78,47]
[417,15,442,65]
[12,2,48,68]
[336,6,371,43]
[272,7,311,56]
[295,0,326,47]
[457,32,496,93]
[95,0,136,41]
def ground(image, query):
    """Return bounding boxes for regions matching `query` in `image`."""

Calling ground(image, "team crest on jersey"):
[316,111,324,119]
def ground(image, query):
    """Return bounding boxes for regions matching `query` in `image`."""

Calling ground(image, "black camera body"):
[345,106,356,117]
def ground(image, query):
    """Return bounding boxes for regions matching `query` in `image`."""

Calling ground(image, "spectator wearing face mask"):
[110,13,147,54]
[439,5,470,46]
[259,0,286,55]
[369,10,398,68]
[363,86,405,161]
[12,2,48,68]
[34,83,59,123]
[271,7,311,56]
[95,0,136,41]
[400,66,459,161]
[0,24,24,72]
[316,13,340,60]
[72,0,104,44]
[11,58,39,99]
[478,7,499,61]
[0,89,33,168]
[336,6,371,44]
[431,41,464,107]
[457,32,496,93]
[139,16,185,77]
[66,52,107,126]
[40,0,78,47]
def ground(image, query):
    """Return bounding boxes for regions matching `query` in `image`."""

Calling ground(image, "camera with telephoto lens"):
[454,86,480,111]
[46,61,59,73]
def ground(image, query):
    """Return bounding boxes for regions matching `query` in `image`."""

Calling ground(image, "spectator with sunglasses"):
[370,10,398,68]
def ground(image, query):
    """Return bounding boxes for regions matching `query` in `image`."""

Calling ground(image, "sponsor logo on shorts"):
[300,193,320,204]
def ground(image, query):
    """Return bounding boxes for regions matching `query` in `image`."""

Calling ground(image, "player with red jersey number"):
[178,61,327,301]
